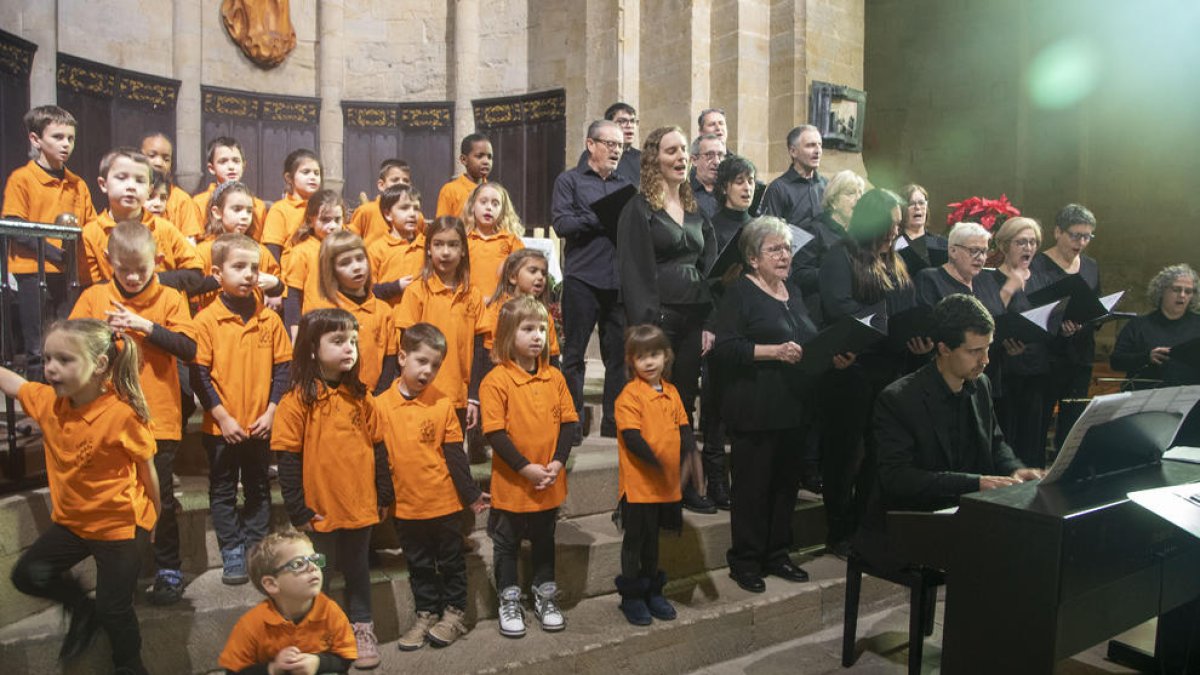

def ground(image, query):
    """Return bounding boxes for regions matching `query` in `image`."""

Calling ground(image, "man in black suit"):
[854,294,1044,568]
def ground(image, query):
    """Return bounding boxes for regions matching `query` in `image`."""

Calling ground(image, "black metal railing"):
[0,217,82,493]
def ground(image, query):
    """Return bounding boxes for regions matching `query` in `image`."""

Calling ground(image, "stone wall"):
[864,0,1200,315]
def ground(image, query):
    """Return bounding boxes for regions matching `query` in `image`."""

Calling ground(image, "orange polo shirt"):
[165,185,204,241]
[282,235,325,311]
[18,383,157,540]
[349,197,428,248]
[69,278,193,440]
[481,293,560,356]
[479,362,578,512]
[376,384,466,520]
[467,229,525,300]
[304,291,396,390]
[195,239,280,310]
[261,193,307,249]
[367,233,425,307]
[193,183,268,242]
[615,378,686,503]
[80,209,201,285]
[272,383,383,532]
[219,593,357,671]
[1,160,95,274]
[435,173,479,219]
[189,297,292,434]
[393,275,486,408]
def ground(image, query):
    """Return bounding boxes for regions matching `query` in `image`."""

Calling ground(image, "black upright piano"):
[889,438,1200,673]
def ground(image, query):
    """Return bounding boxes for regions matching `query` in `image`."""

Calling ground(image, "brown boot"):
[397,611,438,651]
[427,606,469,647]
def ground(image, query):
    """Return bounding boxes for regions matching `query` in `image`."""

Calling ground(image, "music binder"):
[884,304,934,352]
[707,229,743,280]
[895,236,948,273]
[589,184,638,241]
[993,299,1067,344]
[1027,274,1124,324]
[749,179,767,216]
[798,312,885,377]
[1169,335,1200,370]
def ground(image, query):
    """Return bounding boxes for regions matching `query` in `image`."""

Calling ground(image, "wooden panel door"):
[0,30,36,188]
[474,89,566,231]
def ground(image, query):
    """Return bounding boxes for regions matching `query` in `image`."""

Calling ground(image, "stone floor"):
[690,596,1150,674]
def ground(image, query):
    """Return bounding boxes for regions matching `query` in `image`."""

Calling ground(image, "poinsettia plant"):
[945,194,1021,231]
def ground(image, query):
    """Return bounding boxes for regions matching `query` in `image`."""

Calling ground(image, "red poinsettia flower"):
[946,194,1021,231]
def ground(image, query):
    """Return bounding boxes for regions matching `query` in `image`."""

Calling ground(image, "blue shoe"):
[614,576,652,626]
[221,546,249,585]
[645,571,677,620]
[149,569,184,605]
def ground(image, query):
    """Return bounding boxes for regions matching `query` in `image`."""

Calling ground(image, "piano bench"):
[841,550,945,675]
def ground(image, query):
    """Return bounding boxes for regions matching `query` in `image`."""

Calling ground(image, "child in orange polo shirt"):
[350,158,412,246]
[68,222,196,606]
[272,308,393,669]
[378,323,489,651]
[394,216,487,436]
[195,181,283,311]
[79,148,204,292]
[479,297,579,637]
[482,249,560,365]
[2,105,96,381]
[308,231,397,392]
[1,318,159,673]
[435,133,492,218]
[143,171,170,220]
[612,324,690,626]
[193,137,268,242]
[140,132,204,241]
[219,530,358,673]
[262,149,323,263]
[282,189,343,338]
[369,183,425,307]
[190,234,292,586]
[464,182,525,300]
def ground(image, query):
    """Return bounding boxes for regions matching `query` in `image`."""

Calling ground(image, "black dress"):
[713,274,818,575]
[1028,252,1100,451]
[988,268,1052,468]
[792,210,849,327]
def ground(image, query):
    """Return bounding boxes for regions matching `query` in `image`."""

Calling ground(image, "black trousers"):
[394,513,468,614]
[819,358,896,546]
[488,508,557,590]
[203,434,271,553]
[15,272,69,382]
[699,359,728,483]
[1042,361,1093,452]
[561,277,626,431]
[11,524,148,671]
[309,526,374,623]
[152,439,181,570]
[659,304,707,423]
[996,371,1050,468]
[727,427,805,575]
[619,503,662,579]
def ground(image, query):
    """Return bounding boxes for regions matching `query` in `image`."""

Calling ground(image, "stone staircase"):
[0,368,906,674]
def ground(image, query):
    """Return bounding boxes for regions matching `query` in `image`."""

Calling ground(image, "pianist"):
[856,294,1044,570]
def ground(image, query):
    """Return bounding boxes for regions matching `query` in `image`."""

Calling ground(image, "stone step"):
[0,553,900,675]
[0,501,834,674]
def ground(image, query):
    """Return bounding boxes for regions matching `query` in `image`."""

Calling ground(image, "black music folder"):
[1169,336,1200,370]
[884,304,934,352]
[993,299,1066,344]
[707,229,742,280]
[798,312,885,377]
[589,184,638,241]
[749,180,767,217]
[895,237,948,273]
[1027,274,1124,324]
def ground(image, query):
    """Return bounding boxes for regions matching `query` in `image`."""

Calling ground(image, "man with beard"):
[552,119,632,442]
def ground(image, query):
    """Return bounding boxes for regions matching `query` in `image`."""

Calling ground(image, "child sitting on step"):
[219,530,358,673]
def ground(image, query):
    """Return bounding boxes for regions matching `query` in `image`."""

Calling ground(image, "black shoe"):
[707,480,731,510]
[765,560,810,583]
[59,598,100,661]
[729,569,766,593]
[682,485,718,514]
[825,540,852,560]
[600,419,618,438]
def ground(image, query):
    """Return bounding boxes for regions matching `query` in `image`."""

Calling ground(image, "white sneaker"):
[497,585,526,638]
[533,582,565,632]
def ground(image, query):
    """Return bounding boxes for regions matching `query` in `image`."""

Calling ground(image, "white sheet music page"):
[1099,290,1125,313]
[1023,298,1067,330]
[1040,385,1200,485]
[787,225,815,254]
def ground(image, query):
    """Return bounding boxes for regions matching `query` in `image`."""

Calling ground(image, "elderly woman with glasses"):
[1029,203,1101,452]
[712,216,829,592]
[1111,263,1200,388]
[988,217,1054,467]
[897,183,948,274]
[915,221,1004,315]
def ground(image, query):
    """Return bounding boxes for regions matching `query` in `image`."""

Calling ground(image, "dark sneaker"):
[682,484,718,514]
[221,545,250,585]
[59,597,100,661]
[148,569,184,605]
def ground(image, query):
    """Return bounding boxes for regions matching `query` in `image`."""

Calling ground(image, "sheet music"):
[1163,446,1200,464]
[1040,385,1200,485]
[894,236,910,251]
[787,225,814,254]
[856,314,875,327]
[1022,299,1066,330]
[1099,290,1124,312]
[520,237,562,283]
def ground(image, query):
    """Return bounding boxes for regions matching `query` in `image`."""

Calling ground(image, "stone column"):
[768,0,806,176]
[173,0,203,192]
[451,0,480,166]
[318,0,345,193]
[24,0,57,106]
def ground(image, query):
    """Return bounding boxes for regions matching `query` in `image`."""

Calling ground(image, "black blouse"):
[1029,252,1101,367]
[1111,310,1200,386]
[987,268,1050,377]
[617,194,717,325]
[915,266,1005,316]
[710,206,749,252]
[713,275,818,431]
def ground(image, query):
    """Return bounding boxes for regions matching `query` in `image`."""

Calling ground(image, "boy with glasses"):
[219,530,358,673]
